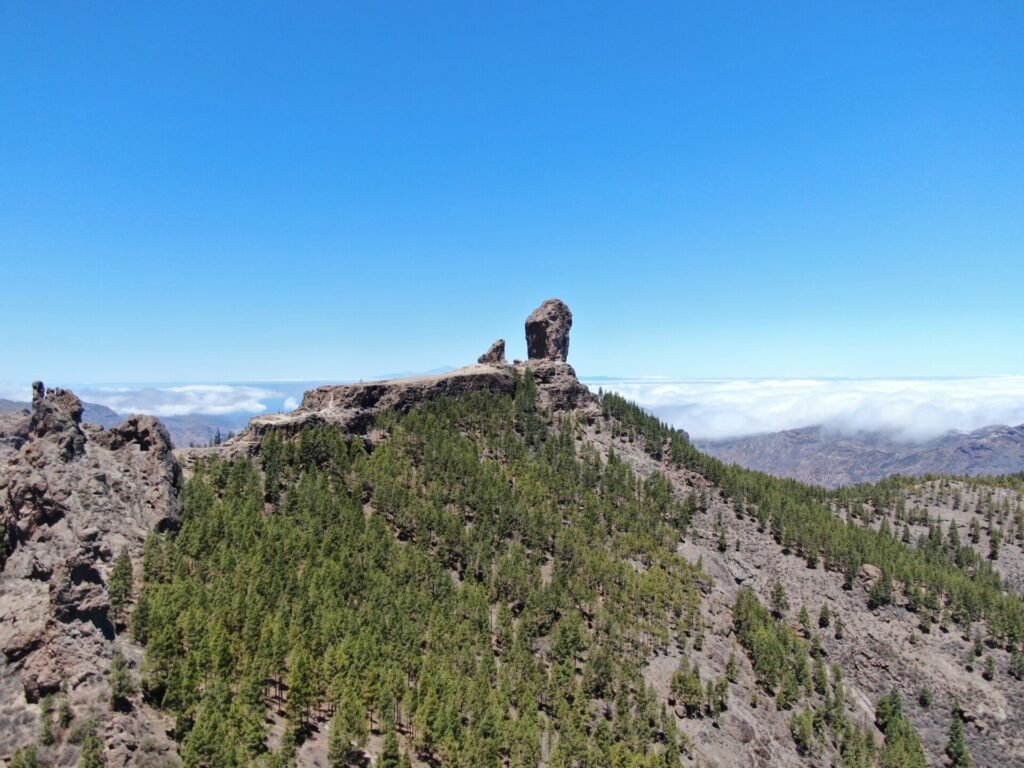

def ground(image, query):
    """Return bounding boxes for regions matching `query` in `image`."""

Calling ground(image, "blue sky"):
[2,2,1022,383]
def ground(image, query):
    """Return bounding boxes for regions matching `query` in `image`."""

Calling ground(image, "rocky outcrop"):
[0,384,181,762]
[523,359,595,412]
[232,365,519,451]
[28,382,85,462]
[525,298,572,361]
[227,300,597,454]
[477,339,506,365]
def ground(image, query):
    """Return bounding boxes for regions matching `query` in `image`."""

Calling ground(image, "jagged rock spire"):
[478,339,507,364]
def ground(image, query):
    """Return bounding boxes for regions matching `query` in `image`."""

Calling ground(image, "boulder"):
[525,299,572,361]
[478,339,507,365]
[858,563,882,590]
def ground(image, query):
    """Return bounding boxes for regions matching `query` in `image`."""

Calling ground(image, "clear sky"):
[2,2,1021,383]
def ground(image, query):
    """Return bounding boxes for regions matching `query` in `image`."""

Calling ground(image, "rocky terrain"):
[0,400,248,452]
[0,384,181,766]
[3,298,1024,767]
[698,423,1024,487]
[225,299,592,455]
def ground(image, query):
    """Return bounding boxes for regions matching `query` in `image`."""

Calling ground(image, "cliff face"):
[0,384,181,764]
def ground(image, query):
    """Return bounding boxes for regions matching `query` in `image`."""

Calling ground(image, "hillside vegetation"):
[126,379,994,767]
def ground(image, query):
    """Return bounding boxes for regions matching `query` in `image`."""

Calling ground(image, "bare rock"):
[231,365,519,450]
[525,298,572,361]
[28,382,85,461]
[859,563,882,589]
[521,359,597,412]
[477,339,507,365]
[0,382,182,757]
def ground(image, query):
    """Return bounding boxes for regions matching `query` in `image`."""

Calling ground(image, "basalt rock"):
[0,383,181,759]
[522,359,595,412]
[477,339,507,365]
[525,298,572,362]
[28,382,85,461]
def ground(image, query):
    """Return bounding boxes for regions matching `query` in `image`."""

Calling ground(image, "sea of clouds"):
[584,376,1024,442]
[0,382,311,418]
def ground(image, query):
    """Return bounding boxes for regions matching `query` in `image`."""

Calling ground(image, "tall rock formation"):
[0,384,181,764]
[525,298,572,361]
[477,339,507,365]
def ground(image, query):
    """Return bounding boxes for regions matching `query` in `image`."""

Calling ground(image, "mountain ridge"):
[2,299,1021,767]
[698,422,1024,487]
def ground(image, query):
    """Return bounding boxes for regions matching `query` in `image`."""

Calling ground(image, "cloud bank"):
[73,384,288,417]
[585,377,1024,442]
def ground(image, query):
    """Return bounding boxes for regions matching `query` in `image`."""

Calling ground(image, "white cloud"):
[584,376,1024,442]
[77,384,283,417]
[283,396,299,411]
[0,383,33,402]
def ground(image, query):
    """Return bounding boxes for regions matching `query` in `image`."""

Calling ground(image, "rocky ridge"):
[225,299,594,455]
[4,299,1023,767]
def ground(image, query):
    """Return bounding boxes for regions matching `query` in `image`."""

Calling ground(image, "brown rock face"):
[233,366,519,450]
[0,383,181,759]
[477,339,507,365]
[28,382,85,461]
[525,298,572,361]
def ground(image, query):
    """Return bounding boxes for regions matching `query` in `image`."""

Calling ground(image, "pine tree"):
[8,746,40,768]
[78,729,107,768]
[1010,649,1024,680]
[109,649,134,711]
[725,653,739,683]
[286,649,314,729]
[328,687,367,766]
[40,694,55,745]
[380,729,402,768]
[798,606,811,637]
[108,549,133,626]
[58,692,74,728]
[983,655,995,681]
[770,581,789,617]
[945,710,973,767]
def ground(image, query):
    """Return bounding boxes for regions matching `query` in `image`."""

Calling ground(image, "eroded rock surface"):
[477,338,506,365]
[525,298,572,361]
[0,384,181,763]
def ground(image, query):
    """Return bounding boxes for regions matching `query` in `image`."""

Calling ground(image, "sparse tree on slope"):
[945,709,973,768]
[108,548,133,626]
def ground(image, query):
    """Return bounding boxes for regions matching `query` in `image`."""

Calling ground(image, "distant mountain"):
[0,398,122,429]
[0,398,250,448]
[157,413,252,448]
[697,423,1024,486]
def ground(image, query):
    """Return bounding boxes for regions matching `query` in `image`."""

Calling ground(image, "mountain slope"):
[697,423,1024,486]
[3,301,1022,768]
